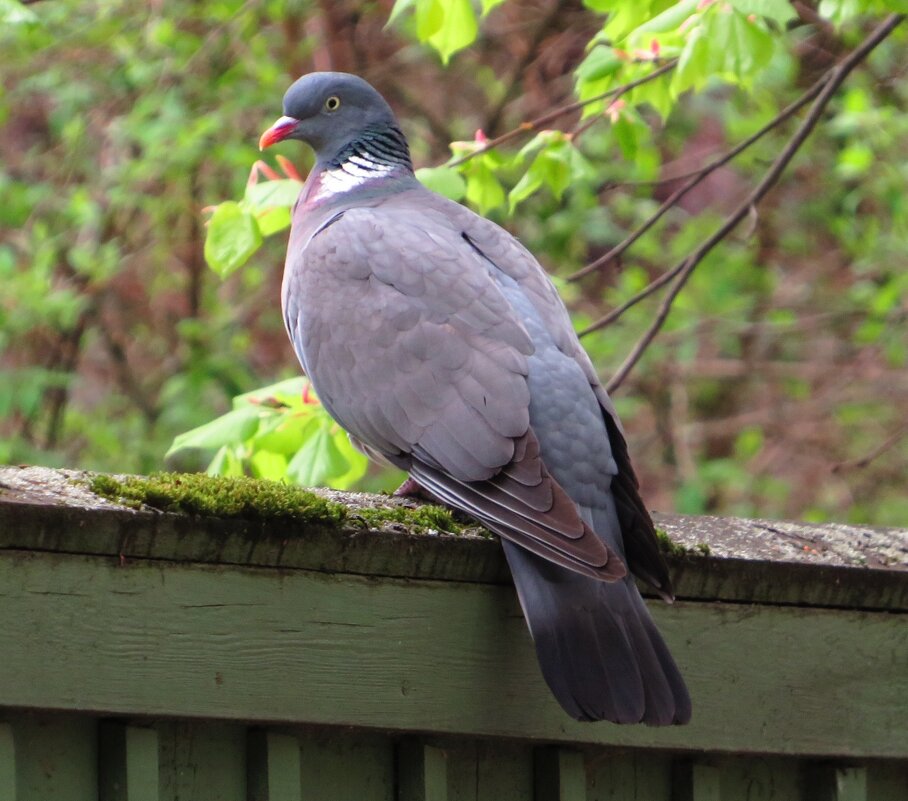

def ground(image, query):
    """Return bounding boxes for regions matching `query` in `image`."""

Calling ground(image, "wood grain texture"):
[156,721,246,801]
[442,740,533,801]
[2,469,906,612]
[297,732,393,801]
[2,551,905,758]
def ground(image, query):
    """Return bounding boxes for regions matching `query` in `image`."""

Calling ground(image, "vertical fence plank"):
[0,723,15,801]
[398,740,447,801]
[834,767,867,801]
[247,731,301,801]
[806,764,868,801]
[672,762,721,801]
[99,723,158,801]
[535,748,586,801]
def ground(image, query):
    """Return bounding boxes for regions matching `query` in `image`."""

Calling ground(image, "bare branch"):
[598,13,905,393]
[568,73,831,284]
[831,424,908,473]
[448,59,678,168]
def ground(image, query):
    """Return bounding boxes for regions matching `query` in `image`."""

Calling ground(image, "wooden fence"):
[0,465,906,800]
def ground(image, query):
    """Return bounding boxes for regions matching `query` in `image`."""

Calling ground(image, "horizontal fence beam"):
[0,548,905,758]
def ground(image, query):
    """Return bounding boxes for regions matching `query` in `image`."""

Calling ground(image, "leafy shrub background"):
[1,0,906,524]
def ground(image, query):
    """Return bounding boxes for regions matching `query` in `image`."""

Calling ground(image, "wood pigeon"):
[259,72,691,725]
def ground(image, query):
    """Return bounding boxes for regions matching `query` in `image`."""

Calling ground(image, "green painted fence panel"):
[0,469,906,801]
[12,716,97,801]
[443,740,534,801]
[298,733,394,801]
[156,721,246,801]
[1,550,905,759]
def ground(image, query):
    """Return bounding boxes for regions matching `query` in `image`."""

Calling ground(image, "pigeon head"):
[259,72,406,166]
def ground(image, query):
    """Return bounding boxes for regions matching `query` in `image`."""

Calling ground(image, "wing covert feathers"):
[411,430,626,582]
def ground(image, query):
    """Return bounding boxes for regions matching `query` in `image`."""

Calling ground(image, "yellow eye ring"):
[325,95,341,112]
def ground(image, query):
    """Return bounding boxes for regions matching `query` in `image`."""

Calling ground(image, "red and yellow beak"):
[259,116,300,150]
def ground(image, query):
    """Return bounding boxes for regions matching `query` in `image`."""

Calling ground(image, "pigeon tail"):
[502,539,691,725]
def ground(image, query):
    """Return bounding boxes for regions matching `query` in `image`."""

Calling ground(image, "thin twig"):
[598,162,725,191]
[598,13,904,393]
[568,72,831,283]
[448,59,677,167]
[831,424,908,473]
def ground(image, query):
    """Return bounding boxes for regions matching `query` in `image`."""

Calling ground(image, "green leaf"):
[612,115,639,160]
[672,24,713,95]
[671,7,774,96]
[428,0,479,64]
[206,445,245,478]
[632,70,674,118]
[254,206,291,237]
[710,8,775,77]
[328,432,370,490]
[575,46,624,84]
[166,405,264,457]
[637,0,699,34]
[250,449,288,481]
[204,201,263,277]
[602,2,656,40]
[508,167,545,211]
[0,0,38,24]
[244,179,302,210]
[415,0,444,39]
[416,165,466,200]
[286,418,351,487]
[233,377,308,409]
[729,0,798,24]
[509,137,593,211]
[465,160,505,214]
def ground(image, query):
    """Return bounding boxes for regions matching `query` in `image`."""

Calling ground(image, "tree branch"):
[831,424,908,473]
[568,72,831,284]
[448,59,677,168]
[595,13,905,393]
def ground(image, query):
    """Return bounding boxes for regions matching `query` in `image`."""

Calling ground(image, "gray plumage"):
[260,72,691,725]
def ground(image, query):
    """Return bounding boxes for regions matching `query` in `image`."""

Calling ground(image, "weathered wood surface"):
[1,466,906,611]
[0,464,907,767]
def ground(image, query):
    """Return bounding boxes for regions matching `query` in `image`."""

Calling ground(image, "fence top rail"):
[1,464,906,612]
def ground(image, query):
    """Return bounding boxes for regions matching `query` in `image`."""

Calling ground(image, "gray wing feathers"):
[288,208,532,479]
[285,205,625,579]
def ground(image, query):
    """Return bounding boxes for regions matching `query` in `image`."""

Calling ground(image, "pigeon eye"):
[325,96,341,112]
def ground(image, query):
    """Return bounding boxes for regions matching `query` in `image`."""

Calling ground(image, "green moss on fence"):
[656,527,710,558]
[88,472,469,536]
[89,472,697,554]
[90,473,345,525]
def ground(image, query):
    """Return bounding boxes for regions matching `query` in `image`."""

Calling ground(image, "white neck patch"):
[312,155,396,202]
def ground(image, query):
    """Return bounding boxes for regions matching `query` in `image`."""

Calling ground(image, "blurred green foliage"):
[1,0,906,526]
